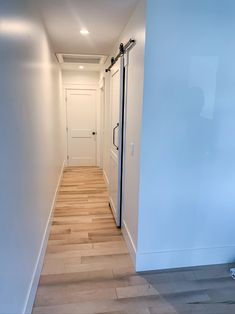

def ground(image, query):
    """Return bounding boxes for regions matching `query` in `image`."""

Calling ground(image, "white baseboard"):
[136,245,235,272]
[103,169,109,188]
[23,160,65,314]
[122,220,137,265]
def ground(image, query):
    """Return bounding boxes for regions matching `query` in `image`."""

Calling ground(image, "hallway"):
[2,1,235,313]
[33,167,154,314]
[32,167,235,314]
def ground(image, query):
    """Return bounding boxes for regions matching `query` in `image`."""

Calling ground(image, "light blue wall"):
[137,0,235,270]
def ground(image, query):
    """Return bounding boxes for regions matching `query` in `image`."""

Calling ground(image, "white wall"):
[0,0,65,313]
[62,70,99,85]
[137,0,235,271]
[102,0,146,259]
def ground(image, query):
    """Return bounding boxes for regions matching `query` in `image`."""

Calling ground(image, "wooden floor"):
[33,167,235,314]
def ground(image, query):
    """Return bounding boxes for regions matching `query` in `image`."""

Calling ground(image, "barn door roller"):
[105,38,136,73]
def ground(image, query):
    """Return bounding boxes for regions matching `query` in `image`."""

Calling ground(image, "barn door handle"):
[113,123,119,150]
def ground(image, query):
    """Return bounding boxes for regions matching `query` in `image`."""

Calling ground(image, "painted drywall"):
[137,0,235,271]
[0,0,65,313]
[103,0,146,258]
[62,70,99,85]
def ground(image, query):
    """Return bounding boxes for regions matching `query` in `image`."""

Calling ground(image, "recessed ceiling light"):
[80,29,89,35]
[79,65,84,70]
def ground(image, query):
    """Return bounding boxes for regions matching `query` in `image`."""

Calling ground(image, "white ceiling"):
[39,0,139,55]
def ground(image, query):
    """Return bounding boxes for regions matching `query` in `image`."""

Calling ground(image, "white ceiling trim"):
[56,53,108,71]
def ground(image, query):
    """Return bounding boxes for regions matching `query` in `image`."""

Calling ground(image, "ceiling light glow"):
[79,65,84,69]
[80,29,89,35]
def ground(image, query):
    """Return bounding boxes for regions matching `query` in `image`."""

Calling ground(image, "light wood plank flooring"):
[33,167,235,314]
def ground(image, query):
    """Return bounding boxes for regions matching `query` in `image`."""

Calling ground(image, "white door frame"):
[63,84,101,167]
[99,77,105,169]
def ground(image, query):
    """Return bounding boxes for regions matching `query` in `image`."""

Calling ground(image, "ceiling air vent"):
[63,56,101,64]
[56,53,106,65]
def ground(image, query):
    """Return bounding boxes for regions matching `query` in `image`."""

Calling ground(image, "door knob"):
[92,132,96,135]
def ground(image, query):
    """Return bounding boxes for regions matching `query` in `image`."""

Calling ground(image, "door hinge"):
[67,155,69,160]
[66,126,68,132]
[65,96,67,102]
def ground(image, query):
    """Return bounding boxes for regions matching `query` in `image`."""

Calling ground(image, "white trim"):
[122,220,137,265]
[109,197,117,223]
[99,76,105,90]
[23,160,65,314]
[65,89,69,166]
[103,169,109,187]
[98,77,105,169]
[96,89,101,167]
[63,83,98,90]
[136,245,235,272]
[56,53,107,72]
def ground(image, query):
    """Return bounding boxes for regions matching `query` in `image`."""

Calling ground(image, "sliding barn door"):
[109,59,125,227]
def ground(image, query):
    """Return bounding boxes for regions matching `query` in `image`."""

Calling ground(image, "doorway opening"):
[63,40,136,229]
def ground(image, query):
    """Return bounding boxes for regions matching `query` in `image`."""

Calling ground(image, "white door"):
[66,89,97,166]
[109,59,124,226]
